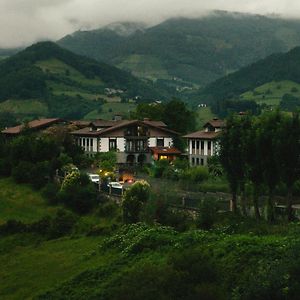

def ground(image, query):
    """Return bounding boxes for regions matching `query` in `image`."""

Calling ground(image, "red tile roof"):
[183,130,221,139]
[204,118,225,129]
[2,118,63,135]
[71,120,178,137]
[150,147,181,155]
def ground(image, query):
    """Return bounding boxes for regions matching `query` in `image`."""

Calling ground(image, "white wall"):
[117,138,125,152]
[149,137,156,147]
[100,137,109,152]
[164,137,173,147]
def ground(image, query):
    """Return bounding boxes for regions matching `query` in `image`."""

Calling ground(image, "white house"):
[183,118,225,166]
[71,118,180,165]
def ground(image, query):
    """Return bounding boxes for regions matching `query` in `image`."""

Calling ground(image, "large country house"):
[184,118,225,166]
[1,118,65,137]
[71,118,180,165]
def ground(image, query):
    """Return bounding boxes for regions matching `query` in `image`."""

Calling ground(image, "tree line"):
[220,110,300,221]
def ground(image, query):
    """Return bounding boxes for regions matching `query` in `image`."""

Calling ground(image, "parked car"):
[107,182,123,189]
[88,173,100,183]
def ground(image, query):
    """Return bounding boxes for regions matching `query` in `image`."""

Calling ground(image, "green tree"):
[122,180,151,223]
[277,113,300,221]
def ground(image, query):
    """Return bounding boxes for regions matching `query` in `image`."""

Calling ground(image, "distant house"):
[71,118,180,165]
[1,118,65,138]
[183,118,225,166]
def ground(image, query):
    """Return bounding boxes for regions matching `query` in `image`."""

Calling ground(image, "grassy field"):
[36,58,104,87]
[0,178,58,224]
[0,99,48,117]
[84,102,137,120]
[0,235,108,299]
[240,80,300,107]
[118,54,170,81]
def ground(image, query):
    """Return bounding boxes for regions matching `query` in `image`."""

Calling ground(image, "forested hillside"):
[58,11,300,87]
[0,42,163,120]
[199,46,300,116]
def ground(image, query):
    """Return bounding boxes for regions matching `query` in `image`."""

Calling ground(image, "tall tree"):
[220,116,246,213]
[244,117,263,219]
[258,111,283,222]
[277,113,300,221]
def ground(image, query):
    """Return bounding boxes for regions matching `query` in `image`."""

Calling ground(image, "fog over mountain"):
[1,0,300,48]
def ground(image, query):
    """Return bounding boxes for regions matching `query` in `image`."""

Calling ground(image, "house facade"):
[71,119,180,164]
[183,118,225,166]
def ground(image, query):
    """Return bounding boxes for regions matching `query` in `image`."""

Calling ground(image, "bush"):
[97,201,119,218]
[0,158,11,176]
[0,219,28,235]
[41,182,60,205]
[181,166,209,183]
[12,161,35,183]
[151,159,170,178]
[122,180,151,224]
[197,198,219,230]
[58,184,98,214]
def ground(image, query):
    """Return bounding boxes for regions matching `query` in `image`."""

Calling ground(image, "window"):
[196,158,200,165]
[201,141,204,150]
[157,138,164,147]
[192,157,195,165]
[90,139,93,148]
[208,141,211,150]
[83,139,85,147]
[87,139,89,147]
[109,139,117,150]
[201,159,204,165]
[196,141,200,150]
[192,140,195,149]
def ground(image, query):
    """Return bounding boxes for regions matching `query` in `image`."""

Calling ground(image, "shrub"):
[58,184,98,214]
[151,159,170,178]
[122,180,151,223]
[181,166,209,183]
[41,182,60,205]
[12,161,35,183]
[197,198,219,230]
[97,201,119,218]
[0,158,11,176]
[0,219,28,235]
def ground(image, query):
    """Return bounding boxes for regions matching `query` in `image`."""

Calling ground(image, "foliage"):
[59,173,98,214]
[197,198,219,230]
[122,180,151,224]
[96,151,117,172]
[181,166,209,183]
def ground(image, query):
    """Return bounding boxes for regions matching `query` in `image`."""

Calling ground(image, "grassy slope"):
[0,178,58,224]
[117,54,171,81]
[196,107,215,129]
[0,99,48,116]
[0,235,107,300]
[240,80,300,106]
[84,102,137,120]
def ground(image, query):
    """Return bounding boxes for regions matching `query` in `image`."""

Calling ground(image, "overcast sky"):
[1,0,300,48]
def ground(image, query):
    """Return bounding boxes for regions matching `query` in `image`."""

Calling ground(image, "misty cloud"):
[1,0,300,48]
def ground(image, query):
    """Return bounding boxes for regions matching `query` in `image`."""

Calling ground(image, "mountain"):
[199,46,300,116]
[0,42,163,120]
[58,11,300,88]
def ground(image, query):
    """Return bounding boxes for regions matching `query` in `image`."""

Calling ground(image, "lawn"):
[0,178,57,224]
